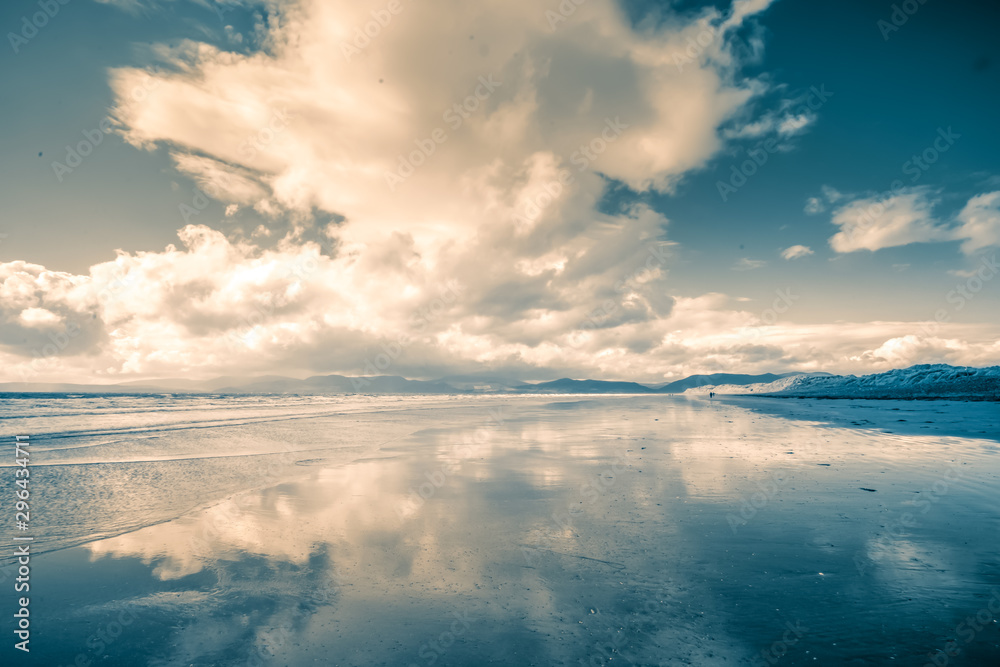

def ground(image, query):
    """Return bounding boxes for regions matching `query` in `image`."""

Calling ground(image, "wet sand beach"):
[3,394,1000,666]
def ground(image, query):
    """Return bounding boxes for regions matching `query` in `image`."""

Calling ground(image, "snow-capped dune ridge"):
[687,364,1000,400]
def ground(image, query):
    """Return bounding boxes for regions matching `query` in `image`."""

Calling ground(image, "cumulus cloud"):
[110,0,780,214]
[848,334,1000,369]
[5,0,998,383]
[2,228,999,382]
[2,0,795,382]
[0,262,106,360]
[780,245,813,260]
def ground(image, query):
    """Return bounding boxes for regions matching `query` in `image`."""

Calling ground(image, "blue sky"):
[1,0,998,383]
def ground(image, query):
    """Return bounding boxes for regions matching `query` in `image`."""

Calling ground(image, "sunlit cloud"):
[780,245,813,260]
[826,187,1000,255]
[828,188,950,253]
[954,191,1000,254]
[2,0,998,384]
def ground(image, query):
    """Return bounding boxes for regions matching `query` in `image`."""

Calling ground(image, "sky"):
[1,0,999,384]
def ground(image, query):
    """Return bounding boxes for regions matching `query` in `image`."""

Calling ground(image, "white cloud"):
[804,197,823,214]
[18,307,62,327]
[5,0,999,383]
[804,185,843,215]
[849,334,1000,369]
[828,188,951,253]
[953,191,1000,254]
[732,257,766,271]
[2,232,999,382]
[0,0,790,381]
[777,113,811,135]
[821,186,843,203]
[0,263,107,382]
[724,110,814,140]
[780,245,813,260]
[110,0,780,218]
[827,187,1000,255]
[171,153,269,207]
[93,0,147,11]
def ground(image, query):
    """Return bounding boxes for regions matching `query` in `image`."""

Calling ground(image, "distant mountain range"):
[9,366,994,399]
[0,371,830,395]
[686,364,1000,401]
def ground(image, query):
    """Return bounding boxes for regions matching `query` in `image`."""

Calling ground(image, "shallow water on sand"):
[2,395,999,666]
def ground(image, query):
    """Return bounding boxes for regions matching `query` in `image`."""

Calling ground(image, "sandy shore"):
[5,395,1000,666]
[716,395,1000,442]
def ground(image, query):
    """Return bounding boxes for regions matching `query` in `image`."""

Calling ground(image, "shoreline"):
[712,395,1000,443]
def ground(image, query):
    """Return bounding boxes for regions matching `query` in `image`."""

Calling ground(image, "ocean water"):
[2,394,999,666]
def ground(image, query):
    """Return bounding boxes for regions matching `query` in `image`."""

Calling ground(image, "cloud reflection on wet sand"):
[17,396,1000,665]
